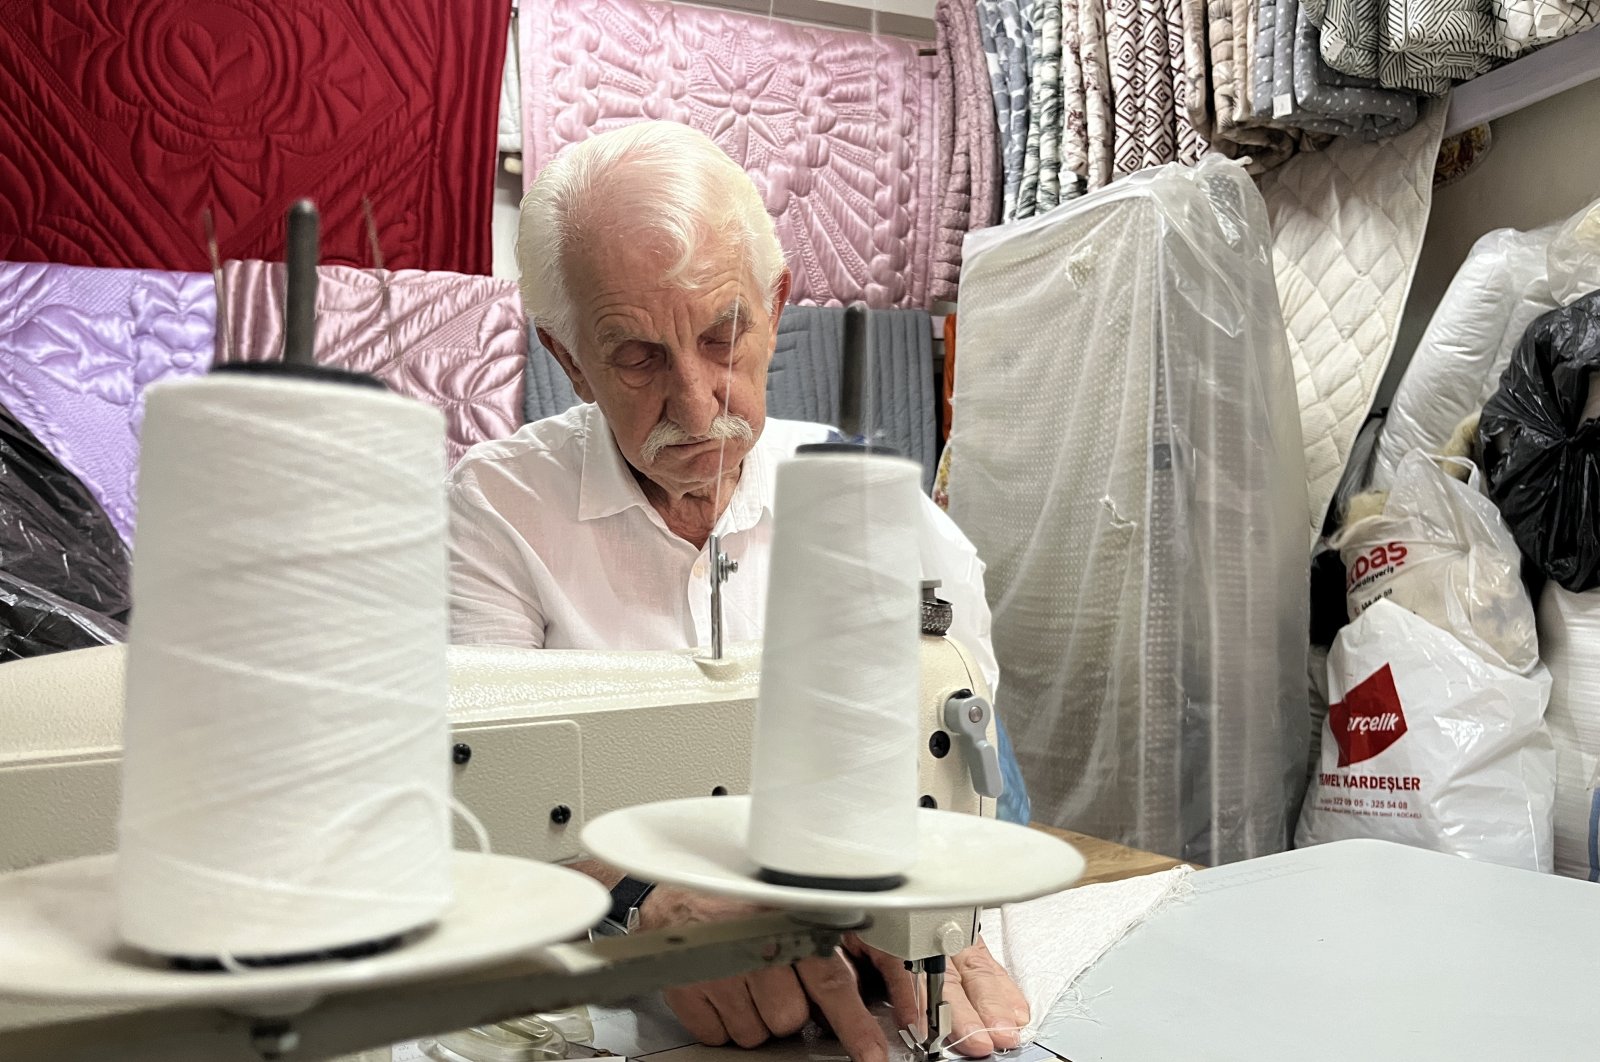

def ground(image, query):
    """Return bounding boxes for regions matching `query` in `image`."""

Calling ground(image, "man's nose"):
[665,353,725,436]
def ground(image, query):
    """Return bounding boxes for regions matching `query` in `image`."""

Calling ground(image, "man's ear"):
[774,267,793,329]
[537,326,596,404]
[766,269,793,353]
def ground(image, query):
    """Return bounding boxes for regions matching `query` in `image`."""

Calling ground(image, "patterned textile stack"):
[959,0,1346,224]
[952,0,1596,224]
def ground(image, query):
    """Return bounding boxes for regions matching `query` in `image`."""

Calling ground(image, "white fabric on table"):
[982,865,1193,1041]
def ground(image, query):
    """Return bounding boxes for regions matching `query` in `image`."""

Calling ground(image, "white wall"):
[1381,76,1600,403]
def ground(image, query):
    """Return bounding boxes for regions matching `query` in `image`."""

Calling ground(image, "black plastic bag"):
[1479,290,1600,592]
[0,406,130,661]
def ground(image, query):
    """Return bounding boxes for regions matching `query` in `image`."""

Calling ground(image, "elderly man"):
[447,121,1029,1062]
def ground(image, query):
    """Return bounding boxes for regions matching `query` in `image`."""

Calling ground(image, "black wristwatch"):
[597,875,656,936]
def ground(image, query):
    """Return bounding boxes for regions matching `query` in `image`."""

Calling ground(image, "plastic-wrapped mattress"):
[946,157,1309,864]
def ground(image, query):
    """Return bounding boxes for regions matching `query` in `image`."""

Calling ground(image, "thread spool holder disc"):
[581,795,1085,912]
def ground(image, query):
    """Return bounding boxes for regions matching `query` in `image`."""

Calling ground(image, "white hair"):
[516,122,786,350]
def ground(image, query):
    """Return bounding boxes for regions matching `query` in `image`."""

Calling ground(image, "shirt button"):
[693,560,707,578]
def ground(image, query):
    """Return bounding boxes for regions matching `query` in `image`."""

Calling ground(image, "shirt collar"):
[577,404,776,536]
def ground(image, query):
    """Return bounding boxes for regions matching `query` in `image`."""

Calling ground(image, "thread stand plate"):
[582,797,1085,911]
[0,852,608,1007]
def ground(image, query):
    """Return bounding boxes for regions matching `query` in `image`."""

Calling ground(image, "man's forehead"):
[591,292,752,345]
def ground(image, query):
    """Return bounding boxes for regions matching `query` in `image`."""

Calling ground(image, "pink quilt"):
[522,0,937,309]
[218,262,526,466]
[0,263,214,543]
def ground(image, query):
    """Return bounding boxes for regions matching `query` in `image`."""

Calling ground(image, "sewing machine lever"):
[943,691,1003,799]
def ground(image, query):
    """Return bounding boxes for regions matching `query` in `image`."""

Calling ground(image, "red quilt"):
[0,0,504,274]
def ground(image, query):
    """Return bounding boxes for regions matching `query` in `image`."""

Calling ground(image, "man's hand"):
[639,885,1030,1061]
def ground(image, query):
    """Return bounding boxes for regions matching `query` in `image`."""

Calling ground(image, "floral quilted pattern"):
[0,263,215,542]
[0,0,504,273]
[218,262,526,466]
[522,0,936,309]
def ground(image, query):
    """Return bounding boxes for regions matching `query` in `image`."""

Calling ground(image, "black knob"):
[712,786,729,796]
[550,804,572,826]
[919,795,938,809]
[929,731,952,758]
[451,743,472,765]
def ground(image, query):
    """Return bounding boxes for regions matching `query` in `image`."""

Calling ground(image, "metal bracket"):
[0,915,850,1062]
[707,533,738,660]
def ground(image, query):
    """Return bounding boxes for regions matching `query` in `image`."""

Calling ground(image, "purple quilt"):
[218,261,526,466]
[0,263,215,542]
[522,0,938,309]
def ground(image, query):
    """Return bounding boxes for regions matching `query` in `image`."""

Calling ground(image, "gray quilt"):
[526,307,938,492]
[1255,0,1419,136]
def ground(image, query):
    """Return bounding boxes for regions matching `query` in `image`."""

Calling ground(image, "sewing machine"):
[0,621,1067,1062]
[0,200,1082,1061]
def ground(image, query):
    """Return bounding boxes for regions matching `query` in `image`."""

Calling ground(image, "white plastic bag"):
[1374,226,1558,488]
[1333,452,1539,674]
[1374,194,1600,488]
[1537,585,1600,880]
[1296,600,1555,871]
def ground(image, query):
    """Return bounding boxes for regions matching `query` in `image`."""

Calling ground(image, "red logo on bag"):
[1329,664,1408,767]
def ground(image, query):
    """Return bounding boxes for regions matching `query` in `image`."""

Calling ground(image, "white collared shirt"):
[446,403,999,694]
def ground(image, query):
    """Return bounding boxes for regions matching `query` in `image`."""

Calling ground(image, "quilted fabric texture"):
[0,0,505,273]
[1259,100,1446,537]
[0,263,214,543]
[501,21,523,155]
[219,261,525,467]
[1264,0,1419,136]
[935,0,1003,301]
[522,0,937,310]
[1317,0,1507,93]
[1495,0,1600,50]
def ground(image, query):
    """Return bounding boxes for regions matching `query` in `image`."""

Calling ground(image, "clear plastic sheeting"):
[946,156,1310,865]
[0,408,129,662]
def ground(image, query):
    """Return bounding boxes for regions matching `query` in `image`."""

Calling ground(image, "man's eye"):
[613,344,658,369]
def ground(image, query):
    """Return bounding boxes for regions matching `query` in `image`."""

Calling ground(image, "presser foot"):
[900,957,950,1062]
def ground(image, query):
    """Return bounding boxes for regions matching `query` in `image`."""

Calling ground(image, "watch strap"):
[607,875,656,929]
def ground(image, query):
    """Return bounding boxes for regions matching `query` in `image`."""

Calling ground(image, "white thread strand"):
[117,374,453,959]
[747,452,923,879]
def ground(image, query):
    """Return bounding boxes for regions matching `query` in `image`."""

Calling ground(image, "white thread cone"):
[747,450,923,882]
[117,374,452,958]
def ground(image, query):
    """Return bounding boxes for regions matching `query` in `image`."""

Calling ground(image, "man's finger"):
[747,964,811,1038]
[939,973,998,1059]
[702,976,773,1049]
[663,986,730,1047]
[796,951,888,1062]
[860,944,921,1032]
[954,939,1031,1031]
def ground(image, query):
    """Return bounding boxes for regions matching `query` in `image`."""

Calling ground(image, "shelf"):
[1445,27,1600,136]
[683,0,935,38]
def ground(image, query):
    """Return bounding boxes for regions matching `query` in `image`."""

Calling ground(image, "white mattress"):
[948,157,1309,865]
[1258,100,1446,536]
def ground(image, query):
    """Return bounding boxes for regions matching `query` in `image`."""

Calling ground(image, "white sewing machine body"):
[0,633,999,964]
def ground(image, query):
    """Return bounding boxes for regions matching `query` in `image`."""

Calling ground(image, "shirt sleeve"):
[447,472,548,648]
